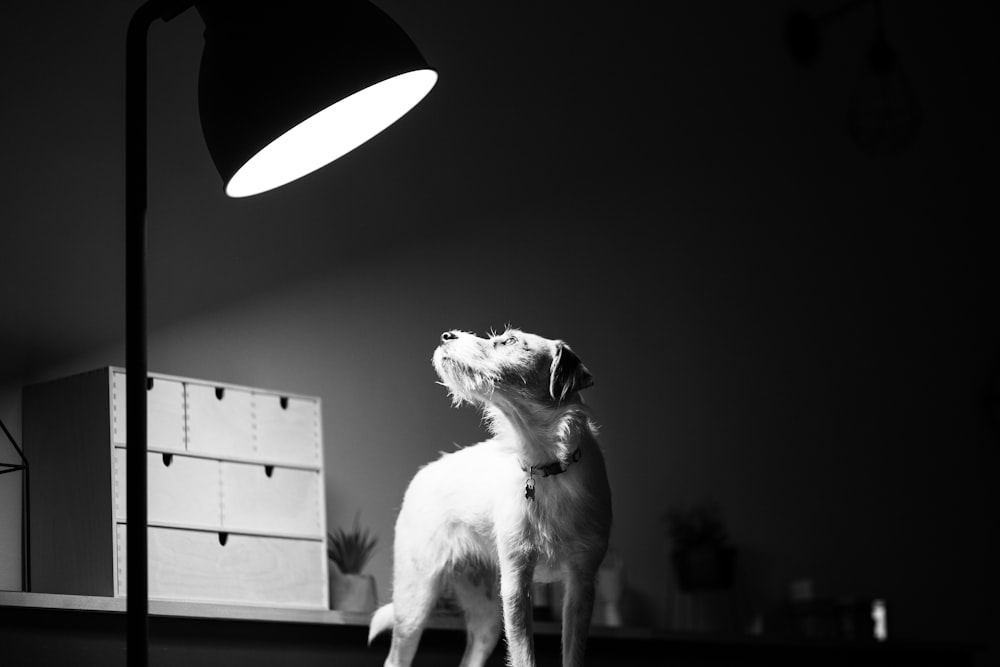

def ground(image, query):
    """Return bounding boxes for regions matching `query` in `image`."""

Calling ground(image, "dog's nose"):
[441,331,458,342]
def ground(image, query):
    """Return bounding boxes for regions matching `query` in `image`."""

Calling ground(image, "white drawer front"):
[254,394,320,467]
[115,448,222,528]
[117,525,327,608]
[112,372,186,451]
[185,383,254,459]
[221,462,322,538]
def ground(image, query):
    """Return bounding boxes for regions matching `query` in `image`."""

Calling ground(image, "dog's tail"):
[368,603,395,645]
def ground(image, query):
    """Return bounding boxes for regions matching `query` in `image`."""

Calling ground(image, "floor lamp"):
[124,1,436,665]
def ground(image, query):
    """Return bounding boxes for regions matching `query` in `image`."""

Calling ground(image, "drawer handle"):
[264,465,275,478]
[146,377,154,390]
[279,396,289,410]
[162,453,173,467]
[218,532,229,546]
[215,387,225,400]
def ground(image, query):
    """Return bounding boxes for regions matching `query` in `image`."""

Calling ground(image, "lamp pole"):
[125,3,192,665]
[123,3,434,664]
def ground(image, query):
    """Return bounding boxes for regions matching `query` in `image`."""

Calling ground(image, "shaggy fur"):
[369,328,612,667]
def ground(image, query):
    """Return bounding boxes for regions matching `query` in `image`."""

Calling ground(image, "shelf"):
[0,591,985,667]
[0,590,652,638]
[0,591,366,625]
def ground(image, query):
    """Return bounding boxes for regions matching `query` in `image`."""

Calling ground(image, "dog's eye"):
[503,336,518,346]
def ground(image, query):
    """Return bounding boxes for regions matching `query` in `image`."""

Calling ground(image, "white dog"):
[369,328,612,667]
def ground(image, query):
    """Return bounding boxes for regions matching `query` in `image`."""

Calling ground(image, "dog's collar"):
[518,448,582,501]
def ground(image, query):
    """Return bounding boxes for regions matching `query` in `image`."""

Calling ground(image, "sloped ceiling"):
[1,1,997,379]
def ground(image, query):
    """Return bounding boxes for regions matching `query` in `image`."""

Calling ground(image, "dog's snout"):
[441,331,459,342]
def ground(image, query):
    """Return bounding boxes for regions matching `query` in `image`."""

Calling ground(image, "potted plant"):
[663,502,736,592]
[328,511,379,612]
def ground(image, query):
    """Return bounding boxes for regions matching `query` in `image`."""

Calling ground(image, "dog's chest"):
[520,484,581,556]
[523,506,576,584]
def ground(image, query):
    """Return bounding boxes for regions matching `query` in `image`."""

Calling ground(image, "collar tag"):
[518,447,581,501]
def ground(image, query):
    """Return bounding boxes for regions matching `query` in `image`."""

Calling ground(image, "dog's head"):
[432,328,593,409]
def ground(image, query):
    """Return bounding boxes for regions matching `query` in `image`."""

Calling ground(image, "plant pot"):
[329,561,378,612]
[672,546,736,593]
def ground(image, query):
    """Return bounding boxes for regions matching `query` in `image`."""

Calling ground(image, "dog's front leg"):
[560,569,597,667]
[498,548,537,667]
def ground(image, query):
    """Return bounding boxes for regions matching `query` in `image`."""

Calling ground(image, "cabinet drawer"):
[115,449,222,528]
[254,395,320,467]
[221,462,322,538]
[117,525,327,608]
[112,372,186,451]
[186,383,254,458]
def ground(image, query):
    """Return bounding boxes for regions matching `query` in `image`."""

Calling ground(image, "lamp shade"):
[196,0,437,197]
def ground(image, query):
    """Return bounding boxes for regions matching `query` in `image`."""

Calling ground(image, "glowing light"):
[226,69,438,197]
[871,599,888,641]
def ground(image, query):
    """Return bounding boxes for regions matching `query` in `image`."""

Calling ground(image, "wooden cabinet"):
[25,367,328,609]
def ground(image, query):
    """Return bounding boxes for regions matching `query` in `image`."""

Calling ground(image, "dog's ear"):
[549,342,594,403]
